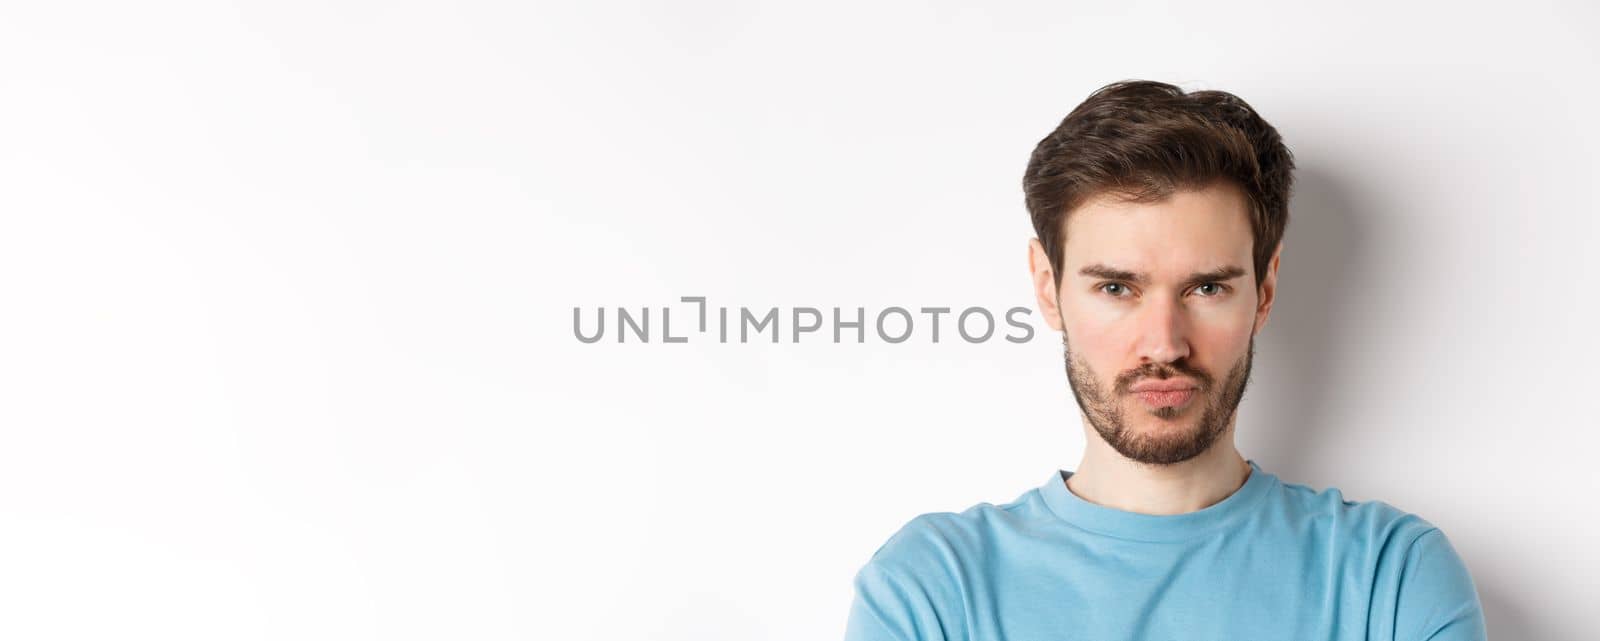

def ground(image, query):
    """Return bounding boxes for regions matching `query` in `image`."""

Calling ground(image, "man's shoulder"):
[858,488,1045,577]
[847,498,1039,641]
[1269,474,1442,545]
[1268,476,1485,636]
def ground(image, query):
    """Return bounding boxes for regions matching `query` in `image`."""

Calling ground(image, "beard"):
[1063,333,1254,466]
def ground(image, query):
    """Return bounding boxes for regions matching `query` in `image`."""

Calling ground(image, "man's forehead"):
[1061,187,1254,274]
[1065,188,1250,234]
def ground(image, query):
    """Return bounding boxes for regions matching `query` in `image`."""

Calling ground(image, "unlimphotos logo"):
[574,296,1037,344]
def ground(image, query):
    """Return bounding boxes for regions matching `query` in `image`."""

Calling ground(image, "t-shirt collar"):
[1038,459,1277,543]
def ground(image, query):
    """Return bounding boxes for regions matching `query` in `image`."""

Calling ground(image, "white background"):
[1,1,1596,639]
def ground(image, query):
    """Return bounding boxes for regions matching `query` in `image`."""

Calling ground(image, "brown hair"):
[1022,79,1295,291]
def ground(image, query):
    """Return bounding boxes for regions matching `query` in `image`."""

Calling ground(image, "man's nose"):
[1135,295,1191,364]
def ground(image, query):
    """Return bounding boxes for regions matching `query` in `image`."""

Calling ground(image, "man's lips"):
[1133,389,1196,408]
[1128,378,1199,408]
[1129,378,1199,392]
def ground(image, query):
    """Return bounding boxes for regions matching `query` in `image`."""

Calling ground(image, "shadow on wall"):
[1242,164,1543,641]
[1478,582,1539,641]
[1245,164,1369,480]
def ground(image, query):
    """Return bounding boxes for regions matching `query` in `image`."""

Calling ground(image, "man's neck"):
[1066,425,1252,516]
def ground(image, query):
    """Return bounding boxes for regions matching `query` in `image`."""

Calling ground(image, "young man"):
[842,80,1487,641]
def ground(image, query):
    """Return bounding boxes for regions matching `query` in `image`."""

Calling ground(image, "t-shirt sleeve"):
[842,560,949,641]
[1393,528,1488,641]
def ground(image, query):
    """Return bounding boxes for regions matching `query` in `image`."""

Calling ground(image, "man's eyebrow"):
[1076,263,1248,286]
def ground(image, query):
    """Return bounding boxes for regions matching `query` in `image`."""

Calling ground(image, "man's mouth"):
[1133,389,1196,408]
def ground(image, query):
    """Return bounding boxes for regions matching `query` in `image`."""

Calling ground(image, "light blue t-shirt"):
[844,460,1486,641]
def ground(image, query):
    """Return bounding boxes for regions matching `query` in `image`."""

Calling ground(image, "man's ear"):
[1028,238,1064,332]
[1253,242,1283,337]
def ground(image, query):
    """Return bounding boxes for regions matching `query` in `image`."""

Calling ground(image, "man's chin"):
[1116,423,1216,464]
[1127,421,1203,445]
[1124,399,1200,424]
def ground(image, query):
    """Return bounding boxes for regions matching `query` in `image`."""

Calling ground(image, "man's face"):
[1028,182,1280,466]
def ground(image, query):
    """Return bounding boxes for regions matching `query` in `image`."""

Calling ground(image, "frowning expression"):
[1029,181,1279,464]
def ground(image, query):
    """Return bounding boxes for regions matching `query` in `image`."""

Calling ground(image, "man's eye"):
[1098,283,1131,297]
[1193,283,1230,297]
